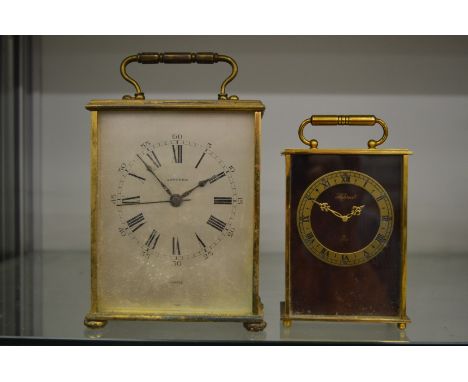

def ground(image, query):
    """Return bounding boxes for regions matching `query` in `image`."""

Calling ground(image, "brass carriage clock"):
[84,52,266,331]
[281,115,411,329]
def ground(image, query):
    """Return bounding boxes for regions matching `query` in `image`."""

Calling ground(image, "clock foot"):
[397,322,406,330]
[84,318,108,329]
[282,319,292,328]
[243,320,267,332]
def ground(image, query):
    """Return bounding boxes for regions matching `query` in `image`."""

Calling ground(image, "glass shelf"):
[1,251,467,343]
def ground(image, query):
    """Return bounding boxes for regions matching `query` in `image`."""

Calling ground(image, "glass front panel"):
[95,110,256,316]
[289,154,404,317]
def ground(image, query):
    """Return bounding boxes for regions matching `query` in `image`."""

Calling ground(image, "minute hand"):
[117,199,191,206]
[137,154,173,197]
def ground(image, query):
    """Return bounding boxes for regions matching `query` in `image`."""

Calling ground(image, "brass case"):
[281,117,412,329]
[84,99,266,331]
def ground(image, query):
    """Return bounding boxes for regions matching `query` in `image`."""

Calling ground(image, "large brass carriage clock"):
[84,52,266,331]
[281,115,411,329]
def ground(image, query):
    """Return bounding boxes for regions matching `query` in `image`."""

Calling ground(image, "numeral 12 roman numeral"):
[172,145,183,163]
[340,173,350,183]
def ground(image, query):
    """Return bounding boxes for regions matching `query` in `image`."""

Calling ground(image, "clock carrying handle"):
[120,52,239,100]
[298,115,389,149]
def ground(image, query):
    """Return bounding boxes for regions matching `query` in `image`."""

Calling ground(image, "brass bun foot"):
[282,319,292,328]
[84,318,108,329]
[243,320,267,332]
[398,322,406,330]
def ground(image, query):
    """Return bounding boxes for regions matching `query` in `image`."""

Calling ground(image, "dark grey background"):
[39,36,468,256]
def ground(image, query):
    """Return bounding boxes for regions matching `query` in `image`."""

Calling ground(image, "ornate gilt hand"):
[342,205,366,222]
[311,199,365,223]
[311,199,345,220]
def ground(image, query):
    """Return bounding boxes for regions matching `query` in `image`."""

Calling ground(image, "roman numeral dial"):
[115,138,239,263]
[297,170,394,267]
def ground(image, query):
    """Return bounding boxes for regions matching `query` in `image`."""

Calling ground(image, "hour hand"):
[137,154,173,196]
[180,174,217,198]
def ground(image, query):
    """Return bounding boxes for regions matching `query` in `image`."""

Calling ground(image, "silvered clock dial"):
[112,138,241,264]
[85,107,265,330]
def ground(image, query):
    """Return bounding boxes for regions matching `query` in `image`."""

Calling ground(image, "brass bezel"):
[281,148,412,329]
[85,99,265,330]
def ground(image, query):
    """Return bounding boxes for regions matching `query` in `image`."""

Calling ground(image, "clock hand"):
[342,205,366,222]
[179,174,217,198]
[351,205,365,216]
[311,199,345,219]
[116,199,191,206]
[345,205,366,218]
[136,154,173,197]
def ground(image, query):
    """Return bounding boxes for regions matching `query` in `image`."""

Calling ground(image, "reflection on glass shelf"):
[280,321,408,343]
[83,321,266,342]
[1,250,468,342]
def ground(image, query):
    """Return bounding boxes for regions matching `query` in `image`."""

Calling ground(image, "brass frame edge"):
[282,315,411,325]
[85,312,264,323]
[282,149,413,156]
[252,111,262,316]
[281,150,411,325]
[284,155,292,317]
[399,155,409,320]
[85,99,265,114]
[280,303,411,324]
[90,111,99,314]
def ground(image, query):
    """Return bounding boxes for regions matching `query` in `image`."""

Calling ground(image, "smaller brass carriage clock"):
[84,52,266,331]
[281,115,411,329]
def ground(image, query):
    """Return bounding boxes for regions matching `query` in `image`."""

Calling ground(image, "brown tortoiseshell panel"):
[289,154,403,316]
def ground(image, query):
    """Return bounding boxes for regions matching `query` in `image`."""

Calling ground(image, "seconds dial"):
[111,136,241,265]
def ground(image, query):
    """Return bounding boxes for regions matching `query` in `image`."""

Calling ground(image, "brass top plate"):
[86,99,265,114]
[282,149,413,156]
